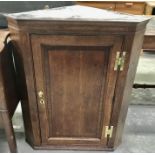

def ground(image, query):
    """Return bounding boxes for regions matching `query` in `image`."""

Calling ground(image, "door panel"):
[31,35,123,147]
[44,46,108,139]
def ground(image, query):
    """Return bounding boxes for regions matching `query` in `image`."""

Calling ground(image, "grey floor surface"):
[135,52,155,85]
[0,104,155,153]
[0,52,155,153]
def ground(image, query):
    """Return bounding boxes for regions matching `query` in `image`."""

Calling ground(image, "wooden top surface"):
[5,5,150,23]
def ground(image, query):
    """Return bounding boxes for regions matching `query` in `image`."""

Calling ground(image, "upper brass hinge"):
[105,126,113,138]
[114,51,126,71]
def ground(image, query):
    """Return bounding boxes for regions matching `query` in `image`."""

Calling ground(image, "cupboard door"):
[31,35,123,148]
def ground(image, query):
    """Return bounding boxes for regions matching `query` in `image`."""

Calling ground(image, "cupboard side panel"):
[108,29,146,148]
[114,30,146,148]
[9,28,41,146]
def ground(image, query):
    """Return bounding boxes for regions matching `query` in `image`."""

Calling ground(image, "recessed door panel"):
[44,46,108,139]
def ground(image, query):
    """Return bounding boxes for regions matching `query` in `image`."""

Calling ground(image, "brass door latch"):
[38,91,45,105]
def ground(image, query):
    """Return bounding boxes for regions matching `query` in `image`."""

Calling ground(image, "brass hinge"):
[114,51,126,71]
[105,126,113,138]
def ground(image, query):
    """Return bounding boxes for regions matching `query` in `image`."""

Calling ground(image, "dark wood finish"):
[133,84,155,89]
[108,29,146,148]
[0,35,19,114]
[1,111,17,153]
[31,35,122,147]
[6,5,150,150]
[143,17,155,50]
[0,30,19,153]
[143,36,155,50]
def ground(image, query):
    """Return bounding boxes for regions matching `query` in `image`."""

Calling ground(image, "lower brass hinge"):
[114,51,126,71]
[105,126,113,138]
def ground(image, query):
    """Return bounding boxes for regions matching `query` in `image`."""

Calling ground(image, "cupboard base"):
[26,139,114,151]
[33,145,114,151]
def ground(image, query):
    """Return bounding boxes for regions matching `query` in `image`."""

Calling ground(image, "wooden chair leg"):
[1,111,17,153]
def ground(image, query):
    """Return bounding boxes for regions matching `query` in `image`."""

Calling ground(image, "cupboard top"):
[5,5,150,23]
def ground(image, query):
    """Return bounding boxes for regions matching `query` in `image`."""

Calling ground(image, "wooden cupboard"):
[6,5,150,150]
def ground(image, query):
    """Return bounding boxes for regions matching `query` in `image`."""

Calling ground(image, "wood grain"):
[7,5,150,150]
[30,35,122,148]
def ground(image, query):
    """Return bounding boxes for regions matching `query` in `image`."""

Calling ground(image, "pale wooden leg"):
[1,111,17,153]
